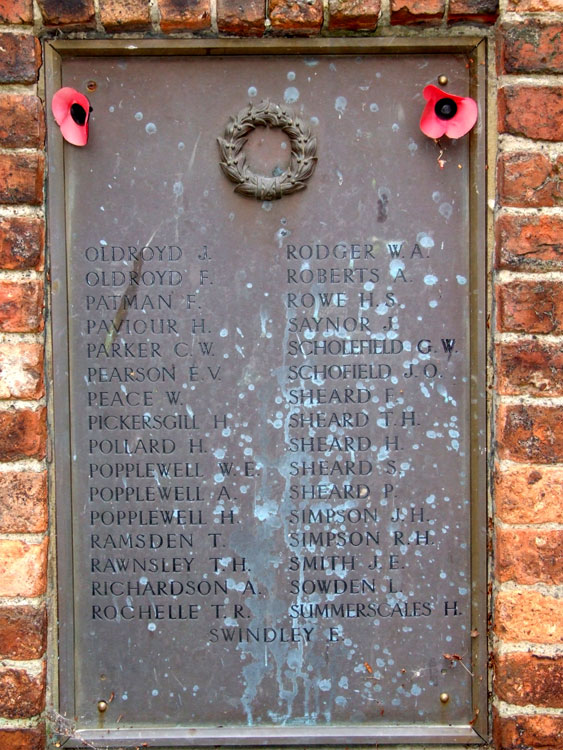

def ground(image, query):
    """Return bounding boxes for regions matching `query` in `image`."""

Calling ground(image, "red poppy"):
[420,84,478,139]
[51,87,92,146]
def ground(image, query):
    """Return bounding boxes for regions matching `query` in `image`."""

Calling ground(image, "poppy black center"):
[434,98,458,121]
[70,103,87,125]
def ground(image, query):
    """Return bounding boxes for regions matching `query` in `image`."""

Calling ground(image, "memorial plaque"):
[48,40,487,747]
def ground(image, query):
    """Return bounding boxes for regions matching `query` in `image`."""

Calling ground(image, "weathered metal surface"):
[48,44,487,746]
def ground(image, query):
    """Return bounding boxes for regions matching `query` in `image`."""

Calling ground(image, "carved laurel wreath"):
[218,100,318,201]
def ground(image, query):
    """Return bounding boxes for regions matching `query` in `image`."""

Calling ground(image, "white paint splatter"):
[417,233,434,249]
[439,202,453,220]
[389,259,405,279]
[284,87,299,104]
[335,96,347,115]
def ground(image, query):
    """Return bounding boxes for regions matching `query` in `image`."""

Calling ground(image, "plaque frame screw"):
[86,80,97,92]
[97,700,108,713]
[438,75,448,86]
[439,692,450,704]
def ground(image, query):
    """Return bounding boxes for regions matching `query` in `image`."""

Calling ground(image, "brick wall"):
[494,1,563,746]
[0,2,48,749]
[0,1,561,749]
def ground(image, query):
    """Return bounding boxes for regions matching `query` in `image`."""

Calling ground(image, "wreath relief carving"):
[218,100,318,201]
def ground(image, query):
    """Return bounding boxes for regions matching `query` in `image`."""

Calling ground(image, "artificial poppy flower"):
[420,84,478,139]
[51,87,92,146]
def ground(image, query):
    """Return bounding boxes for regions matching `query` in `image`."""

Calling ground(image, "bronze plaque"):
[48,41,487,747]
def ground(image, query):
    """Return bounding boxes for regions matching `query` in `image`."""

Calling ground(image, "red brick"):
[496,590,563,644]
[497,153,563,209]
[495,653,563,708]
[0,666,45,719]
[0,96,44,150]
[497,280,563,334]
[36,0,95,27]
[0,280,44,332]
[0,408,47,462]
[496,528,563,584]
[0,606,47,659]
[507,0,563,10]
[0,343,44,400]
[495,464,563,524]
[500,22,563,74]
[217,0,265,35]
[496,213,563,269]
[494,712,563,750]
[391,0,445,25]
[100,0,151,31]
[496,340,563,396]
[269,0,324,34]
[0,471,47,533]
[0,727,45,750]
[448,0,498,23]
[0,539,47,597]
[0,153,44,206]
[497,404,563,464]
[328,0,381,30]
[496,211,563,269]
[0,34,40,84]
[0,0,33,24]
[0,218,44,270]
[500,86,563,142]
[158,0,211,32]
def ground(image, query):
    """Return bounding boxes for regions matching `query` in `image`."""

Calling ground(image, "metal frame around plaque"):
[45,37,489,748]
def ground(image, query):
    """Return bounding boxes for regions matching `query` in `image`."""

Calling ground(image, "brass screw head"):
[86,80,97,92]
[439,692,450,704]
[438,75,448,86]
[97,700,108,713]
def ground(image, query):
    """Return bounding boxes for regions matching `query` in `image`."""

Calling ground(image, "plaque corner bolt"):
[439,692,450,704]
[438,75,448,86]
[97,700,108,713]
